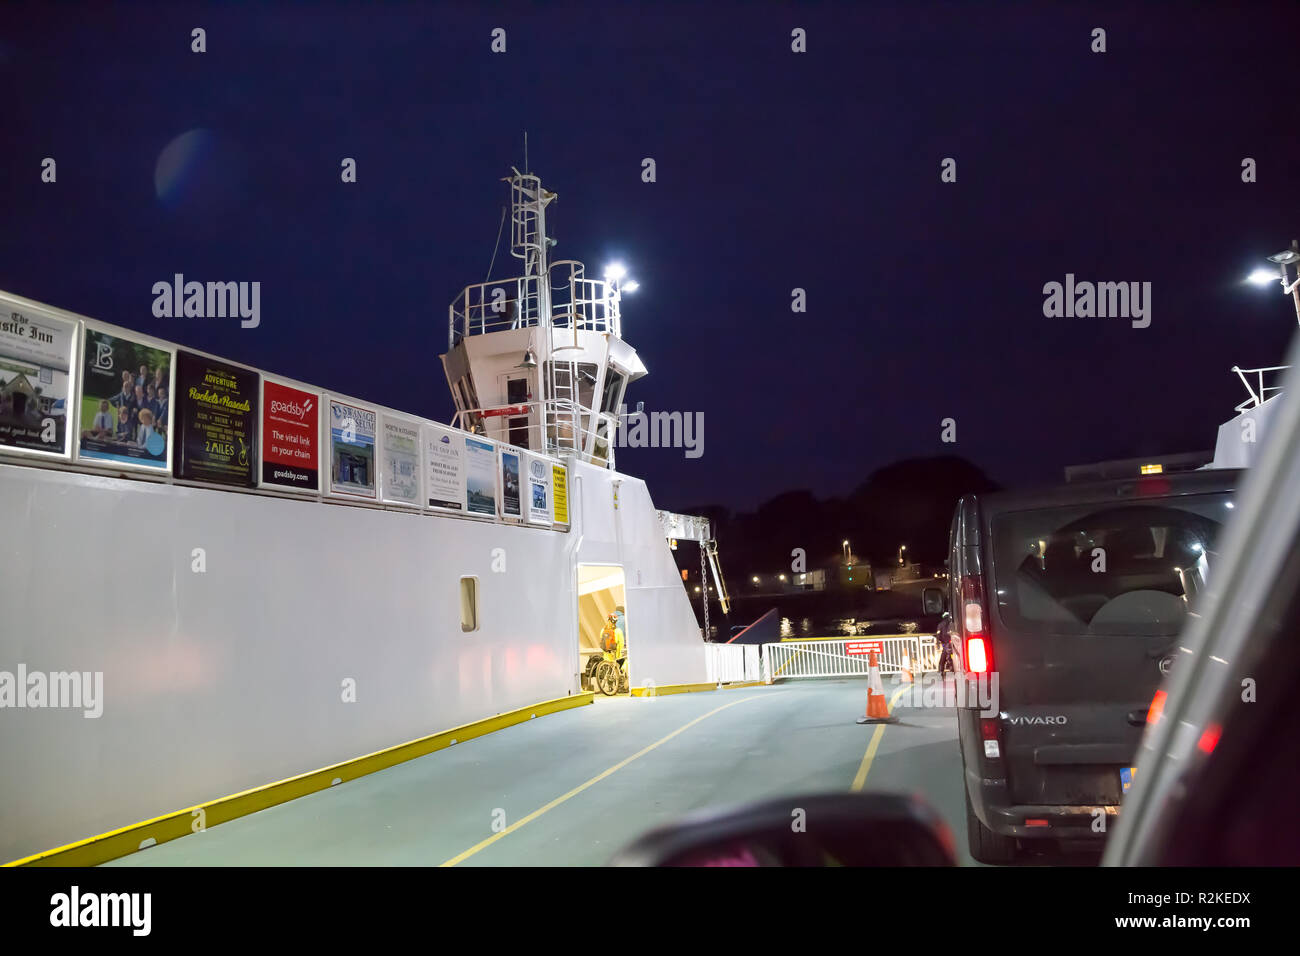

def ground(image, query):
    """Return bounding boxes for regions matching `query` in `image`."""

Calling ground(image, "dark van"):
[944,469,1241,863]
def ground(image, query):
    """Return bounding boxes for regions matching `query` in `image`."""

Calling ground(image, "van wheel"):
[965,787,1018,864]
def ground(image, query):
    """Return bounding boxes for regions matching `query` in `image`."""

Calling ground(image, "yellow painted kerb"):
[5,691,594,868]
[629,680,766,697]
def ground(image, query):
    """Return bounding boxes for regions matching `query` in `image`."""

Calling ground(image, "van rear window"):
[990,493,1232,636]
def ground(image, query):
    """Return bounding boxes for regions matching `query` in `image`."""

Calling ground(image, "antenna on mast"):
[524,131,529,175]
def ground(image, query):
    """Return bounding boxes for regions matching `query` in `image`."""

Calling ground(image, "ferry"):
[0,167,745,865]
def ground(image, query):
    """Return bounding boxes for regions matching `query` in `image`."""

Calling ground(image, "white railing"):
[448,275,545,347]
[450,399,618,467]
[760,636,931,683]
[918,635,940,672]
[1232,364,1289,413]
[550,273,621,337]
[448,262,622,348]
[704,643,762,684]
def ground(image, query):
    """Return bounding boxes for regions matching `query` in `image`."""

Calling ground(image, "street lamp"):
[1249,241,1300,327]
[898,544,907,565]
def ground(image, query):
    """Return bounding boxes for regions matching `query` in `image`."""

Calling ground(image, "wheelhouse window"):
[600,368,626,415]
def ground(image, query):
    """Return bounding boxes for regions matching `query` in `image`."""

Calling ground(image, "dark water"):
[710,586,942,639]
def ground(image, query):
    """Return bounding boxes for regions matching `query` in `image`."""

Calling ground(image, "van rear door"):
[985,487,1234,806]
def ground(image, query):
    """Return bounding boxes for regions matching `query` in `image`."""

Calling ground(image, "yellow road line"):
[440,694,763,866]
[850,684,912,792]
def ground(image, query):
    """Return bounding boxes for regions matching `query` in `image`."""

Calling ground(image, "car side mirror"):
[609,792,957,867]
[922,586,946,615]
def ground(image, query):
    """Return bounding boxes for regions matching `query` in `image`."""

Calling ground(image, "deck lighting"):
[1250,242,1300,327]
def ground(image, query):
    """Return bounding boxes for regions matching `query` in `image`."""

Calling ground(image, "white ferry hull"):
[0,455,707,862]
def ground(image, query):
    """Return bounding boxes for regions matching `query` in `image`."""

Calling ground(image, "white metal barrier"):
[918,635,939,672]
[760,636,932,683]
[704,643,763,684]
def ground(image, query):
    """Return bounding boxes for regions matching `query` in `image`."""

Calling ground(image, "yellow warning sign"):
[552,464,569,525]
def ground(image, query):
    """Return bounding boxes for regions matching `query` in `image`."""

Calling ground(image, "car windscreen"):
[990,492,1232,637]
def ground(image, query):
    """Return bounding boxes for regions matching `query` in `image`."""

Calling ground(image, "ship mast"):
[442,167,645,467]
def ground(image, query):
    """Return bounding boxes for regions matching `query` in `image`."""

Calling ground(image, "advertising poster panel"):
[526,454,551,525]
[500,447,522,519]
[174,350,259,487]
[329,399,377,498]
[551,463,569,525]
[423,423,464,511]
[465,437,497,516]
[261,381,319,492]
[381,415,421,506]
[77,326,171,470]
[0,297,77,459]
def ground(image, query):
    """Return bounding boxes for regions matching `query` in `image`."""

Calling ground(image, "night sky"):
[3,1,1298,513]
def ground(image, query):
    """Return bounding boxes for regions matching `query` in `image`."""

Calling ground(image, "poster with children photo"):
[77,327,172,470]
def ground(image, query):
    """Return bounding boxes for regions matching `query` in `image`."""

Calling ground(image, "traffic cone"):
[900,651,913,683]
[857,650,899,724]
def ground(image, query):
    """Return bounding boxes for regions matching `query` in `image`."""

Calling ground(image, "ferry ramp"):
[103,680,983,867]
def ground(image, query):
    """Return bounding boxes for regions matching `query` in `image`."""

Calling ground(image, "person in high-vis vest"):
[594,614,628,695]
[601,613,625,661]
[614,606,629,662]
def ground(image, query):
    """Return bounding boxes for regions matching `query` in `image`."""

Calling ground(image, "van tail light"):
[1146,689,1167,726]
[1197,724,1221,754]
[960,574,991,674]
[980,717,1001,759]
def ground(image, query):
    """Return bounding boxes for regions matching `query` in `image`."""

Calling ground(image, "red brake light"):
[1197,724,1221,754]
[959,574,992,674]
[1147,689,1167,726]
[1134,476,1172,496]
